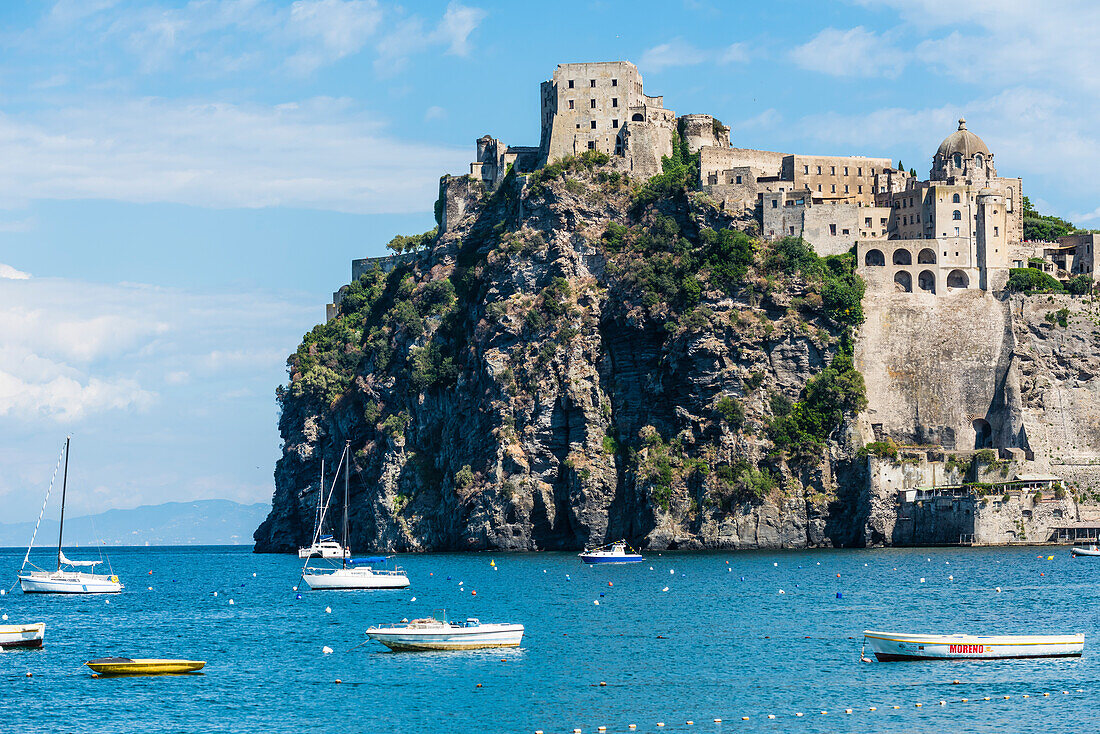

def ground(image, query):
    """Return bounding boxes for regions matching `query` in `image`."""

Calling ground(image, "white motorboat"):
[0,623,45,649]
[864,630,1084,661]
[298,536,350,559]
[17,437,123,595]
[1071,544,1100,557]
[579,540,643,564]
[299,441,409,591]
[367,615,524,651]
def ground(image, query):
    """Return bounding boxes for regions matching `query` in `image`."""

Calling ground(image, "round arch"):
[631,113,644,122]
[917,270,936,293]
[894,271,912,293]
[918,248,937,264]
[865,249,885,266]
[973,418,992,449]
[893,248,912,265]
[947,269,970,288]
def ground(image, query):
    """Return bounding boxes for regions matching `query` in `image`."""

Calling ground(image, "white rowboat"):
[367,617,523,651]
[0,623,45,649]
[864,630,1084,661]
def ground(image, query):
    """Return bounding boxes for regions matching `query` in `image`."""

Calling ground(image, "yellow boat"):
[85,657,205,676]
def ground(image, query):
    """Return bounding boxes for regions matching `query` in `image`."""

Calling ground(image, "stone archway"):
[918,270,936,293]
[893,248,912,265]
[973,418,992,449]
[894,271,912,292]
[947,269,969,288]
[918,248,937,264]
[865,249,885,266]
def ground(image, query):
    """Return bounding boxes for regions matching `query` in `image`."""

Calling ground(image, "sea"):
[1,545,1096,734]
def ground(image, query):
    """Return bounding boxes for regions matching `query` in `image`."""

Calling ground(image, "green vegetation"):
[527,150,611,197]
[454,464,474,489]
[1007,267,1064,294]
[714,395,745,428]
[765,237,865,326]
[1044,307,1071,328]
[602,434,619,456]
[859,439,899,460]
[385,228,437,254]
[767,346,867,457]
[1023,197,1079,242]
[1066,274,1094,296]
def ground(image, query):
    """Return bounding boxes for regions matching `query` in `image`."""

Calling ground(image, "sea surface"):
[1,545,1096,734]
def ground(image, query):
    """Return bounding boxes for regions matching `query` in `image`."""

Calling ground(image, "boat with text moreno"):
[0,623,45,649]
[85,658,205,676]
[579,540,643,564]
[17,437,122,595]
[366,615,524,651]
[864,630,1084,661]
[1072,545,1100,557]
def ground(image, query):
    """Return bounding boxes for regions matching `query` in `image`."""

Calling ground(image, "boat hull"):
[367,626,524,651]
[86,658,205,676]
[298,545,350,559]
[580,555,643,564]
[1071,546,1100,556]
[302,569,409,590]
[19,573,122,594]
[0,623,45,649]
[864,630,1084,661]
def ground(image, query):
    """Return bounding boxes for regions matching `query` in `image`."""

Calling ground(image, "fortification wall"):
[700,147,784,181]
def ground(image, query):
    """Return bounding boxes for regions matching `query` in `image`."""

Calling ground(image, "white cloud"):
[0,264,31,280]
[0,97,468,214]
[424,105,447,121]
[790,26,906,78]
[436,2,487,56]
[0,369,154,422]
[286,0,383,74]
[639,38,750,73]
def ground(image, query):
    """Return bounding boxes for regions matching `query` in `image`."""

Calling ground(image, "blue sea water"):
[0,545,1096,734]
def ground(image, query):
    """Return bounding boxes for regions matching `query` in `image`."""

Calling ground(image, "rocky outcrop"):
[255,160,871,552]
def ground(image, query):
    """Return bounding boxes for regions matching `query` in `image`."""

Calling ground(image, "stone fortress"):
[469,60,1098,292]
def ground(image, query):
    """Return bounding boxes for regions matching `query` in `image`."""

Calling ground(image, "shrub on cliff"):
[1066,274,1094,296]
[1007,267,1064,294]
[767,349,867,458]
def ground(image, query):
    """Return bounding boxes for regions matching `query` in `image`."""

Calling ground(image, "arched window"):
[952,193,960,203]
[918,248,936,264]
[918,270,936,293]
[947,269,969,289]
[953,153,962,167]
[894,271,912,292]
[893,248,912,265]
[631,113,644,122]
[974,153,984,167]
[952,210,962,220]
[864,249,885,266]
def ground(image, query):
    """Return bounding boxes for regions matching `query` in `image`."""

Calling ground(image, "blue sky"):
[1,0,1097,523]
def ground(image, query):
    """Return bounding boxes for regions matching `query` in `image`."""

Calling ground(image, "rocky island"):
[255,61,1100,553]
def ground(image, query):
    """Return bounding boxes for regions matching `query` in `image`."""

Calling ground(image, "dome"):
[936,118,990,160]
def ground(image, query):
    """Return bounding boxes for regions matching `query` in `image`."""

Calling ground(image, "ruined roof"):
[936,118,990,159]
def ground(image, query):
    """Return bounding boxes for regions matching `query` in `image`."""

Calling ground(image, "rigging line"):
[20,437,67,573]
[301,443,350,578]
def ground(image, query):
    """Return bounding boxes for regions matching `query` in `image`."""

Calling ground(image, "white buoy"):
[1,614,7,621]
[229,599,235,605]
[410,597,416,602]
[459,581,464,586]
[213,591,218,597]
[661,586,669,592]
[669,569,674,575]
[594,600,600,605]
[778,589,785,594]
[920,578,926,583]
[773,562,778,567]
[322,646,333,654]
[105,599,109,604]
[996,587,1002,592]
[293,586,298,592]
[949,575,954,580]
[252,573,257,577]
[649,567,654,571]
[325,607,332,614]
[0,589,5,595]
[147,586,153,590]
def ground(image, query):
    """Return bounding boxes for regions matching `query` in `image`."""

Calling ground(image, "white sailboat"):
[298,456,350,559]
[300,441,409,591]
[18,437,123,594]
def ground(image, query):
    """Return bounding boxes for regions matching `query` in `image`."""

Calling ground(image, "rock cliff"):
[254,154,872,552]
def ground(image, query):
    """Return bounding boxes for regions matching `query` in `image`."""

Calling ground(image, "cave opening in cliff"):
[973,419,992,449]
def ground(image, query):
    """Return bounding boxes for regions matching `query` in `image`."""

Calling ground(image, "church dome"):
[936,118,990,159]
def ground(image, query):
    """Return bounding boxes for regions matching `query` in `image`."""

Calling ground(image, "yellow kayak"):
[86,657,205,675]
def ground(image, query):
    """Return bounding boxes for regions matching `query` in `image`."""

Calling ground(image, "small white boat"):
[579,540,643,564]
[298,536,350,559]
[367,616,524,651]
[1071,545,1100,557]
[864,630,1084,661]
[0,623,45,649]
[17,437,123,595]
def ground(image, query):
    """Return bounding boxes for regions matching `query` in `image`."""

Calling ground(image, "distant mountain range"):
[0,500,269,547]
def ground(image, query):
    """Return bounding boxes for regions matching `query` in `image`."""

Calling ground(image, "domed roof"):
[936,118,990,159]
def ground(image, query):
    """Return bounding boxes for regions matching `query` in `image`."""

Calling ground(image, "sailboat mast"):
[57,436,70,572]
[343,440,350,570]
[316,456,324,540]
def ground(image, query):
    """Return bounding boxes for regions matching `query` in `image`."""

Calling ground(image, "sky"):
[1,0,1097,524]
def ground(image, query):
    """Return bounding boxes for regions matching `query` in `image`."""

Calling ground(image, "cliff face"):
[254,156,872,552]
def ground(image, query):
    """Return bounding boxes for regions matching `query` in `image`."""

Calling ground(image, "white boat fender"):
[322,646,333,654]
